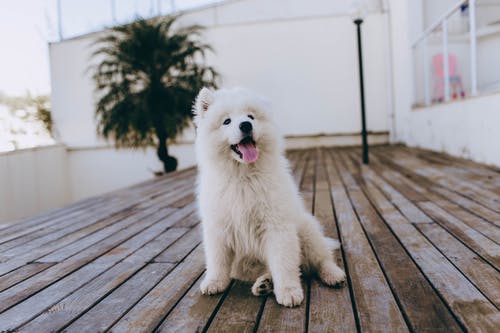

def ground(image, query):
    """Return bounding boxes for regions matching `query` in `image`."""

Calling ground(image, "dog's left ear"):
[193,87,214,117]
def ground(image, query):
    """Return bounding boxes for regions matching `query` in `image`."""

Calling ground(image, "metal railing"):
[412,0,500,105]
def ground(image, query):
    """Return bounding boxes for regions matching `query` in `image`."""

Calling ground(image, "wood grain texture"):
[327,149,410,333]
[354,153,500,332]
[339,150,463,333]
[206,280,265,333]
[18,228,188,332]
[109,245,206,333]
[0,146,498,332]
[156,272,224,333]
[65,263,174,332]
[307,149,357,333]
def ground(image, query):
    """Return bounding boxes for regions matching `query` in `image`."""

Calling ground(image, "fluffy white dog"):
[193,87,346,307]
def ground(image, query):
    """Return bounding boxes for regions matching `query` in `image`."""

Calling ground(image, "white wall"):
[50,0,392,146]
[48,0,393,204]
[387,0,413,144]
[0,145,70,223]
[407,91,500,166]
[67,143,195,201]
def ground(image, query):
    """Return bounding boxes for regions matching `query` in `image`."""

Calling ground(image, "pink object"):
[432,53,465,102]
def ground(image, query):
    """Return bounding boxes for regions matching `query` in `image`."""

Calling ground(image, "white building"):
[1,0,499,223]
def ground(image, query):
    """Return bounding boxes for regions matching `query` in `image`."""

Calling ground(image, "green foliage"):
[91,16,218,172]
[0,93,53,134]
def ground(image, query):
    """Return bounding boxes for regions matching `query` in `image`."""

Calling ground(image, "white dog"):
[193,87,346,307]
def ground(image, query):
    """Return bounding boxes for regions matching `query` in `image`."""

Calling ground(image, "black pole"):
[354,18,369,164]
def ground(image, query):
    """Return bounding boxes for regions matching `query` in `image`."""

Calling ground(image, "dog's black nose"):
[239,121,253,133]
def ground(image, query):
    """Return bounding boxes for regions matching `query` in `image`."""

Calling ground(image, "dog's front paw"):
[319,261,346,288]
[274,285,304,307]
[200,277,230,295]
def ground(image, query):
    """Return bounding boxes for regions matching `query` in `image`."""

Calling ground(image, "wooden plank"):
[109,245,206,333]
[0,208,193,331]
[0,207,176,313]
[0,201,131,260]
[0,166,192,238]
[416,222,500,307]
[339,150,463,333]
[0,196,103,236]
[154,225,202,263]
[326,149,409,333]
[256,281,307,333]
[434,199,500,244]
[400,146,500,195]
[0,199,112,246]
[365,152,500,244]
[351,153,433,224]
[388,147,500,213]
[0,196,135,257]
[0,263,53,293]
[0,206,172,277]
[64,263,173,332]
[308,148,356,333]
[170,192,195,208]
[419,202,500,268]
[0,188,196,276]
[372,149,500,226]
[17,228,188,332]
[36,206,165,263]
[156,272,224,333]
[175,211,200,228]
[207,280,264,333]
[37,195,196,263]
[432,186,500,227]
[292,150,308,185]
[355,154,500,332]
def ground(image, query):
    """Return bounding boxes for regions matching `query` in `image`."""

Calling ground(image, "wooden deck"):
[0,146,499,332]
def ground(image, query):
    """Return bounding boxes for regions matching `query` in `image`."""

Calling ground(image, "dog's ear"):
[193,87,214,117]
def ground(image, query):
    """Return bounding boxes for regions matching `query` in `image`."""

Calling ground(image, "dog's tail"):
[325,237,341,251]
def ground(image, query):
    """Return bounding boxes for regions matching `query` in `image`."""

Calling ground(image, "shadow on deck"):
[0,146,499,332]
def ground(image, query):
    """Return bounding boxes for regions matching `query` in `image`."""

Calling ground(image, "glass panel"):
[426,24,445,104]
[58,0,224,40]
[445,8,470,100]
[476,0,500,94]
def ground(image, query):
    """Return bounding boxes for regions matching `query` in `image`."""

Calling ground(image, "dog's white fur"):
[193,87,346,307]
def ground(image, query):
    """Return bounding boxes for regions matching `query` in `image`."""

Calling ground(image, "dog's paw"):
[319,261,346,288]
[251,274,273,296]
[274,285,304,307]
[200,277,230,295]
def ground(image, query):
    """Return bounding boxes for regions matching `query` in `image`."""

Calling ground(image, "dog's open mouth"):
[231,136,259,163]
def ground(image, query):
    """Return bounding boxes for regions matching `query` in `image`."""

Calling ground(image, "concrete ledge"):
[284,132,389,150]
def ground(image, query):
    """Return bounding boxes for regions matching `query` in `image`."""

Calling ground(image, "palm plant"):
[92,17,218,173]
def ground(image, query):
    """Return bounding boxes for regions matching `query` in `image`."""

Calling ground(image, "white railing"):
[413,0,500,106]
[55,0,226,41]
[412,0,478,106]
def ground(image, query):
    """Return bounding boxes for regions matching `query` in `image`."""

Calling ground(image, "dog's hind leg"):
[299,215,346,288]
[251,272,273,296]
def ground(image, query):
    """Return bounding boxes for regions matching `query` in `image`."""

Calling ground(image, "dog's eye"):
[223,118,231,125]
[248,115,254,120]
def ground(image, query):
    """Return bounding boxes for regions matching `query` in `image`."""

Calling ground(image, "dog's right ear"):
[193,87,214,118]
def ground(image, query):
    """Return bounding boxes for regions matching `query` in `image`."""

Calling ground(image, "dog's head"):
[193,87,278,165]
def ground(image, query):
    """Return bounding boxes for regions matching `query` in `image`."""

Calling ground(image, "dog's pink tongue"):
[237,142,259,163]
